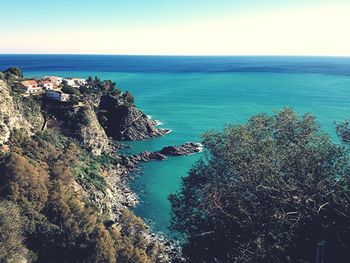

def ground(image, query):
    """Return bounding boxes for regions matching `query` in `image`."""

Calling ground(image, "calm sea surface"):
[1,55,350,234]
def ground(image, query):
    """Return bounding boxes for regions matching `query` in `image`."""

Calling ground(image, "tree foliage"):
[170,108,350,263]
[3,67,23,78]
[84,76,117,93]
[123,91,135,104]
[61,81,79,95]
[0,200,28,262]
[0,153,49,212]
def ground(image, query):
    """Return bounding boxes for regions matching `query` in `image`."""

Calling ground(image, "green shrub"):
[77,162,107,193]
[61,82,79,95]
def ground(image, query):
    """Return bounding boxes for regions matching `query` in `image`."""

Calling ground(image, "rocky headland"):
[0,68,193,262]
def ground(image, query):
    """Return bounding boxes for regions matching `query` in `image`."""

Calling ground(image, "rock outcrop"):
[0,80,43,145]
[98,94,169,140]
[129,142,203,163]
[43,101,110,155]
[129,151,167,163]
[159,142,203,156]
[76,105,110,155]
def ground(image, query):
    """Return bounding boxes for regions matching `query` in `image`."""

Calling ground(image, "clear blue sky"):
[1,0,349,55]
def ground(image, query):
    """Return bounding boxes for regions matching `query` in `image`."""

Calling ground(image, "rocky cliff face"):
[43,102,110,155]
[98,94,169,140]
[85,162,138,220]
[76,105,110,155]
[0,80,43,145]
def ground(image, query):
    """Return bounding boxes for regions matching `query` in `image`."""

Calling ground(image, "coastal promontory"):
[0,68,182,263]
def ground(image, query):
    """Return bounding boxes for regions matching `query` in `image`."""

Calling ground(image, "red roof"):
[21,80,38,86]
[20,80,39,89]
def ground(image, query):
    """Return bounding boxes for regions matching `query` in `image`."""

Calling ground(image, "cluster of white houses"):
[16,76,86,102]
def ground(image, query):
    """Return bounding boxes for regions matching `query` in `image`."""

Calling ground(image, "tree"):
[3,67,23,78]
[70,94,81,105]
[90,224,116,263]
[0,153,49,212]
[61,81,79,95]
[123,91,135,104]
[170,108,350,263]
[0,200,28,262]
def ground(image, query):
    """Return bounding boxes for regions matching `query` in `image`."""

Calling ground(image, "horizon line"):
[1,53,350,58]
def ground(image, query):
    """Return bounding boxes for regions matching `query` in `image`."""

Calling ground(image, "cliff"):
[0,80,43,145]
[78,105,110,155]
[0,67,168,154]
[43,101,110,155]
[98,94,169,140]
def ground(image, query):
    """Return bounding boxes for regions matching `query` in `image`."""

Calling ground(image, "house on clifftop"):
[39,79,54,90]
[19,80,43,94]
[42,76,63,88]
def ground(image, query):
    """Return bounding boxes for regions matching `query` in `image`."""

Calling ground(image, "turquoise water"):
[1,55,350,235]
[108,72,350,235]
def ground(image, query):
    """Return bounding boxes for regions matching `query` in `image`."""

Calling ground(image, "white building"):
[42,76,63,87]
[46,90,70,102]
[19,80,43,94]
[64,78,86,88]
[39,80,54,90]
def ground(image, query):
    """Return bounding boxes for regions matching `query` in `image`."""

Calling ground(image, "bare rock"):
[129,142,203,163]
[159,142,203,156]
[78,105,110,155]
[0,80,44,145]
[98,94,169,141]
[131,151,167,162]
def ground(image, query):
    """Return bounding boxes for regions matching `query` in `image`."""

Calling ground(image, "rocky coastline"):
[0,69,199,262]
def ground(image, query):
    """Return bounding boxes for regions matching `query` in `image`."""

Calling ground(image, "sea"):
[1,55,350,235]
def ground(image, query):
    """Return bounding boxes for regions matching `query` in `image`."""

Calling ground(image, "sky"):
[0,0,350,56]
